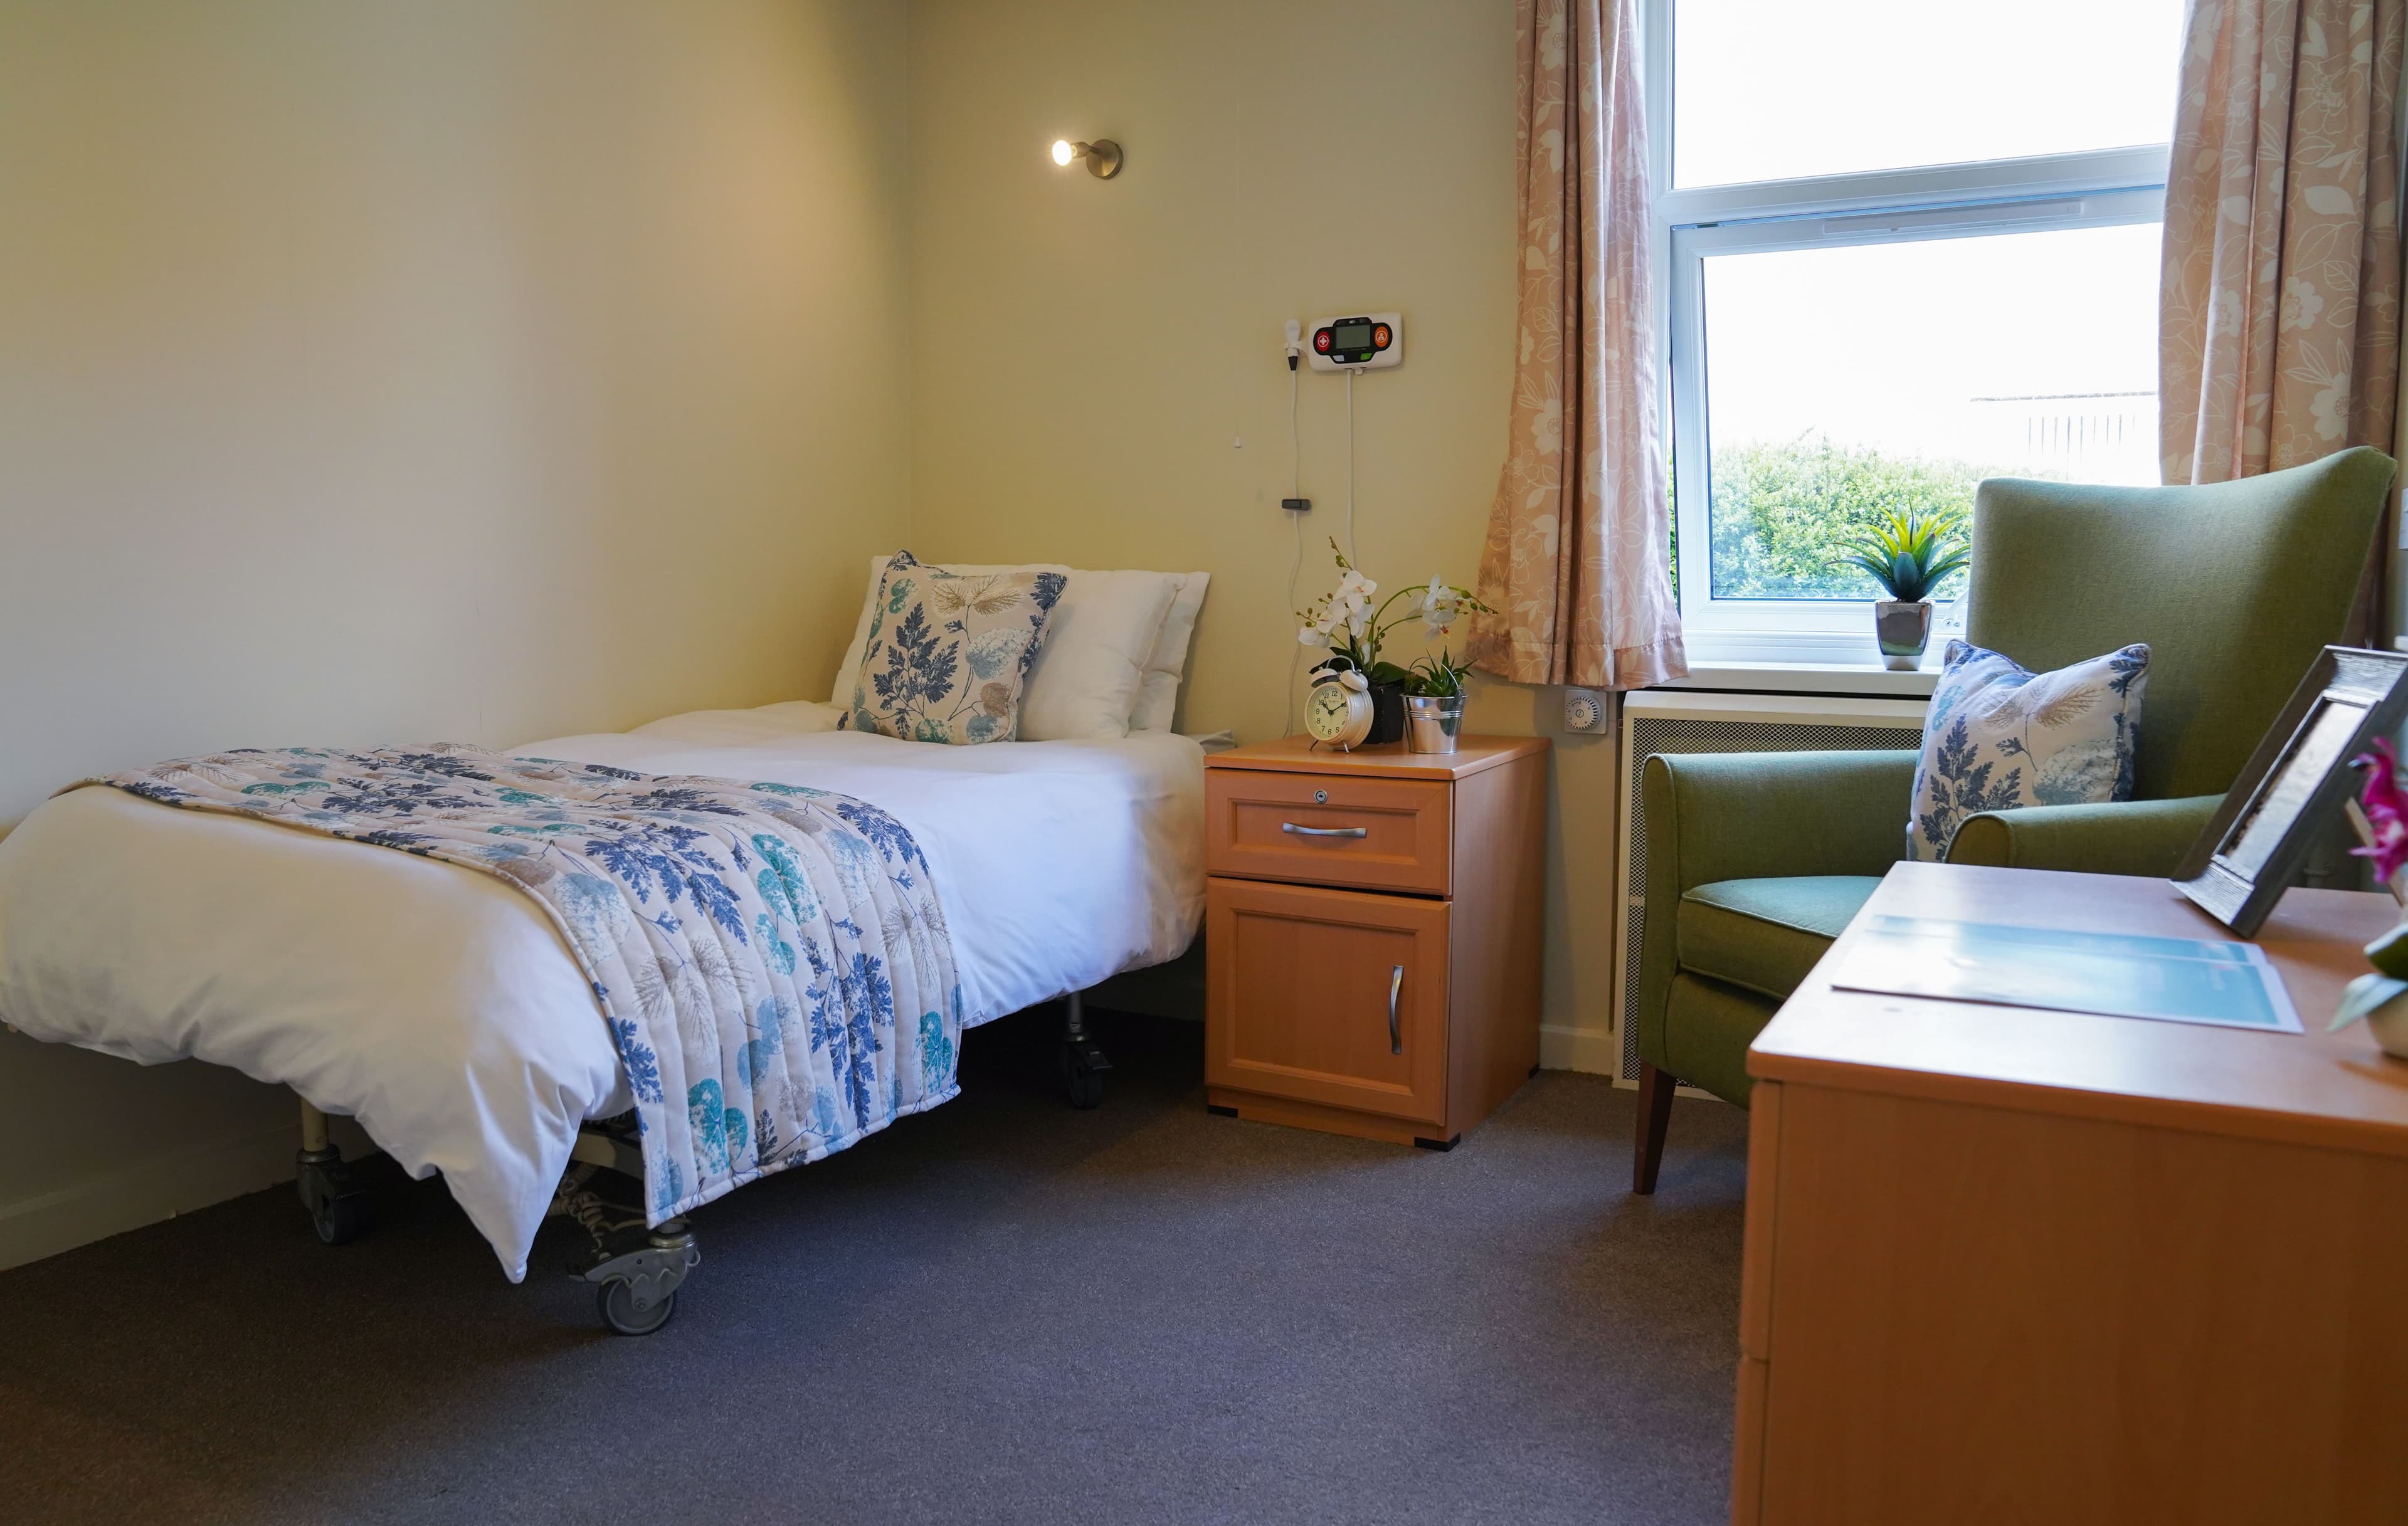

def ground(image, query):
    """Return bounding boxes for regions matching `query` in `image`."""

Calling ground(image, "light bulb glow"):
[1051,139,1077,166]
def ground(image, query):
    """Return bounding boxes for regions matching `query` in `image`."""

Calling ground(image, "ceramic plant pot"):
[1404,695,1465,754]
[2365,987,2408,1060]
[1874,599,1935,671]
[1366,681,1408,745]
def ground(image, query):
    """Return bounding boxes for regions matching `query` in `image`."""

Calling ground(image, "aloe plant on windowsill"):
[1838,507,1970,670]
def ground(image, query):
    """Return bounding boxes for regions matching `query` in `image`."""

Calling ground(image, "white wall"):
[0,0,914,1266]
[906,0,1622,1070]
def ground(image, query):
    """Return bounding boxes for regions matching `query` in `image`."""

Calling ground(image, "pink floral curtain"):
[1469,0,1684,690]
[2161,0,2404,483]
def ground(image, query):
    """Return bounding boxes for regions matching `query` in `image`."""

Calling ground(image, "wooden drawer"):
[1205,877,1449,1124]
[1205,766,1451,895]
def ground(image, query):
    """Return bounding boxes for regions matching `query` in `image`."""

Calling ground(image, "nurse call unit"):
[1306,312,1403,372]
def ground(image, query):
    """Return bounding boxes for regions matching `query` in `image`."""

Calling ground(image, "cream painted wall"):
[907,0,1622,1070]
[0,0,914,1263]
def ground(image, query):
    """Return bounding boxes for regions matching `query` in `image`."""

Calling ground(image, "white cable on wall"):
[1344,366,1357,566]
[1284,359,1305,737]
[1291,352,1304,503]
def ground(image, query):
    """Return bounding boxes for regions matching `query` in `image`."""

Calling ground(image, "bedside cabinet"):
[1202,735,1549,1149]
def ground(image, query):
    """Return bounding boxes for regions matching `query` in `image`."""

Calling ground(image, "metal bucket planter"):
[1404,695,1465,754]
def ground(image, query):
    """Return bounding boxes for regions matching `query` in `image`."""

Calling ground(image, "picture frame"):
[2172,646,2408,938]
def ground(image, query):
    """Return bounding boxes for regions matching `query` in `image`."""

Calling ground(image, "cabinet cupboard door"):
[1206,877,1448,1124]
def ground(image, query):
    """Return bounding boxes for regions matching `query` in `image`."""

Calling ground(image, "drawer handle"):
[1281,822,1368,839]
[1386,964,1404,1055]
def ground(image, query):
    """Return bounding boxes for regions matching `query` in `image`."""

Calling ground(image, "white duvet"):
[0,702,1204,1279]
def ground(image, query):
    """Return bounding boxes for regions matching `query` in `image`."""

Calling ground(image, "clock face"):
[1306,682,1354,741]
[1306,680,1366,744]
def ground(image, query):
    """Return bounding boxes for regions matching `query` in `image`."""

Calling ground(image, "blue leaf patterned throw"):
[840,550,1066,745]
[85,745,962,1224]
[1907,638,2150,862]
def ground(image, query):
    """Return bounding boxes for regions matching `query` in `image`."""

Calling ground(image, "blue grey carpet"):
[0,1008,1750,1525]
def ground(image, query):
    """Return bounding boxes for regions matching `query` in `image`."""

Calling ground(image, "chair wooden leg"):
[1634,1061,1676,1194]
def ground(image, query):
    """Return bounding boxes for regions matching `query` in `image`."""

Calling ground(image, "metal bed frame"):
[291,991,1107,1335]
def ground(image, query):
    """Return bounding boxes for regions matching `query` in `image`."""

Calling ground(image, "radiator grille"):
[1617,715,1923,1081]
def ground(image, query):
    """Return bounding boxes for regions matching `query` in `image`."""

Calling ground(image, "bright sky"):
[1673,0,2187,188]
[1676,0,2185,487]
[1703,221,2166,484]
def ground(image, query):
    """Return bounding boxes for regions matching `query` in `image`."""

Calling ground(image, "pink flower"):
[2351,739,2408,887]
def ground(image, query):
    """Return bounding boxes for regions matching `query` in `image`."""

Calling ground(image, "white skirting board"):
[1545,1024,1715,1096]
[0,1110,376,1273]
[1539,1022,1619,1075]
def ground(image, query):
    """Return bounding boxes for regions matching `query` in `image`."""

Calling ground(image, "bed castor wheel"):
[1060,1039,1111,1110]
[312,1192,372,1246]
[296,1147,371,1246]
[597,1278,677,1336]
[580,1218,698,1335]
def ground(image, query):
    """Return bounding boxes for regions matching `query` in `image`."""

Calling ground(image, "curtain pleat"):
[1469,0,1684,690]
[2161,0,2404,485]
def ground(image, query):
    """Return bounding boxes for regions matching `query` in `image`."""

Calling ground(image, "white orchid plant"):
[1296,539,1493,697]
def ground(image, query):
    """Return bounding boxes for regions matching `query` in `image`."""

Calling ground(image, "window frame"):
[1642,0,2173,664]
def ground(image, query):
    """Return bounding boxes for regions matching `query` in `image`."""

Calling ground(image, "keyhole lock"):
[1314,789,1328,804]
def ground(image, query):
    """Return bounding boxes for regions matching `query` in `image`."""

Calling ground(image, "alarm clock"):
[1306,668,1375,749]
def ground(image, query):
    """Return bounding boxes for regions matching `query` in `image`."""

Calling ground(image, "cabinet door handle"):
[1282,822,1368,839]
[1386,964,1404,1055]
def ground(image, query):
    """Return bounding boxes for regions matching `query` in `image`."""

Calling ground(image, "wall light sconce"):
[1050,137,1123,180]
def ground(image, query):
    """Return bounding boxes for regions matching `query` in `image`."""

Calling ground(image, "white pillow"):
[1127,572,1210,733]
[828,555,1179,740]
[1907,638,2150,861]
[1016,567,1178,739]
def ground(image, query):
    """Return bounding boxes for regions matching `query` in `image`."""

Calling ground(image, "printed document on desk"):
[1827,915,2303,1033]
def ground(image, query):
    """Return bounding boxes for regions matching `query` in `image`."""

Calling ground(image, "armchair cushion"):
[1677,876,1883,1002]
[1909,638,2150,860]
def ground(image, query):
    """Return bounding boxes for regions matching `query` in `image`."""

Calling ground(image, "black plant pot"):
[1366,681,1408,745]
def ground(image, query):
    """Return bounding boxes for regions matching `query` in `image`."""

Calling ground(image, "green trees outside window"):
[1699,433,2034,601]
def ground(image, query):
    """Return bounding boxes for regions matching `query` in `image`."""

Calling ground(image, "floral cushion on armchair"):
[1907,638,2150,861]
[840,551,1066,744]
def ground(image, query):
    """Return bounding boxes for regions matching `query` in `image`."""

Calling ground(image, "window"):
[1650,0,2185,662]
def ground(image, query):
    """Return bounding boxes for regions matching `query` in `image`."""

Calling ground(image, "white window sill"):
[1654,657,1938,698]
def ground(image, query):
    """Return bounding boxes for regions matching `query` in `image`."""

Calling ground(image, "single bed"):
[0,697,1205,1309]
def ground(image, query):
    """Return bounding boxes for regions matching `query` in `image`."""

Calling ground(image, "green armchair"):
[1632,445,2399,1192]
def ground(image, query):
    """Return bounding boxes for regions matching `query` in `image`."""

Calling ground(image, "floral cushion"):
[1907,638,2150,861]
[840,551,1065,745]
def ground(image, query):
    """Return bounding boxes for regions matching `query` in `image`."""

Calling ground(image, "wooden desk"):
[1732,862,2408,1526]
